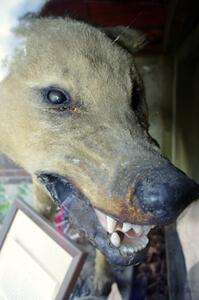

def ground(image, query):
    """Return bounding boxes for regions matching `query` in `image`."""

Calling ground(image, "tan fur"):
[95,250,113,295]
[0,18,151,217]
[33,176,56,221]
[0,18,151,294]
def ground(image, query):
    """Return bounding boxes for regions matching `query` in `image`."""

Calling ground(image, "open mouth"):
[37,173,155,265]
[95,209,154,256]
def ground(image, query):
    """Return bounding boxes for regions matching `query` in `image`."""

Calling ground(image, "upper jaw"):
[37,172,154,265]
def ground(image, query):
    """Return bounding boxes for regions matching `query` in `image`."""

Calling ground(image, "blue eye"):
[43,88,71,105]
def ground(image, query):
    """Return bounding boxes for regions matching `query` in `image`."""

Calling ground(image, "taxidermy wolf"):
[0,0,199,296]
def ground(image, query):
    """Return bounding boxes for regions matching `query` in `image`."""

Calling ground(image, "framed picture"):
[0,199,87,300]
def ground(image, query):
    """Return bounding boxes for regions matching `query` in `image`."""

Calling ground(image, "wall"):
[173,26,199,181]
[174,24,199,300]
[135,55,173,158]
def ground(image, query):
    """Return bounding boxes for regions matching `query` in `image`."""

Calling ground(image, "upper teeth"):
[95,209,153,254]
[131,224,144,234]
[122,222,132,232]
[107,216,117,233]
[109,219,152,250]
[107,217,147,236]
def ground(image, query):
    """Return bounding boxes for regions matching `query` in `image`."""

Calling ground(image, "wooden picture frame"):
[0,199,87,300]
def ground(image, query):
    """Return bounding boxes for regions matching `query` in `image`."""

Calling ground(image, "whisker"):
[111,10,144,45]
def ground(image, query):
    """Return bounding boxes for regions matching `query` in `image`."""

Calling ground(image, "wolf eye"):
[131,82,149,129]
[43,88,71,105]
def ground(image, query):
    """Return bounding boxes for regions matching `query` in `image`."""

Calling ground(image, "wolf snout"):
[134,164,199,224]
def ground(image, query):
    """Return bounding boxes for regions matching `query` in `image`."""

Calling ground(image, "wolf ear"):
[102,26,147,53]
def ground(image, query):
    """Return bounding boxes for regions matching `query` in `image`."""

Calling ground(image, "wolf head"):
[0,17,198,265]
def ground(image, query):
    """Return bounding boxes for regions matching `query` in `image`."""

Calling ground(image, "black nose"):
[135,164,199,224]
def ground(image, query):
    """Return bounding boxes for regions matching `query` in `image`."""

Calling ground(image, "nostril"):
[134,165,199,224]
[135,182,171,213]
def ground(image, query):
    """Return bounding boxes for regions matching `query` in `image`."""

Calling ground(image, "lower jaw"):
[93,232,146,266]
[62,197,153,264]
[37,173,152,265]
[64,199,148,265]
[94,208,154,263]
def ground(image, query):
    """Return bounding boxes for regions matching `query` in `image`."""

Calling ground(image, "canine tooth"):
[143,225,152,235]
[110,232,121,248]
[107,216,117,233]
[131,224,143,234]
[122,222,132,232]
[140,236,149,247]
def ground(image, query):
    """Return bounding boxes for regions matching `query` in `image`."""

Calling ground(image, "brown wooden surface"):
[0,153,30,183]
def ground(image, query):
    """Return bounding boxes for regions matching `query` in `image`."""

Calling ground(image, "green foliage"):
[16,182,31,200]
[0,182,32,224]
[0,183,11,224]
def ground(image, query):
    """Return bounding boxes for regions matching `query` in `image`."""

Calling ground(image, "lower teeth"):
[94,208,152,255]
[109,227,150,254]
[120,245,135,257]
[110,232,121,248]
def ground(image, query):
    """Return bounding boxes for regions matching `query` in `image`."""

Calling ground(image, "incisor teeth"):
[107,216,117,233]
[110,232,121,248]
[120,245,130,256]
[131,224,143,234]
[122,222,132,233]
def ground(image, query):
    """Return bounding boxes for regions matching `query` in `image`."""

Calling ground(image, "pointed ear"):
[102,26,147,53]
